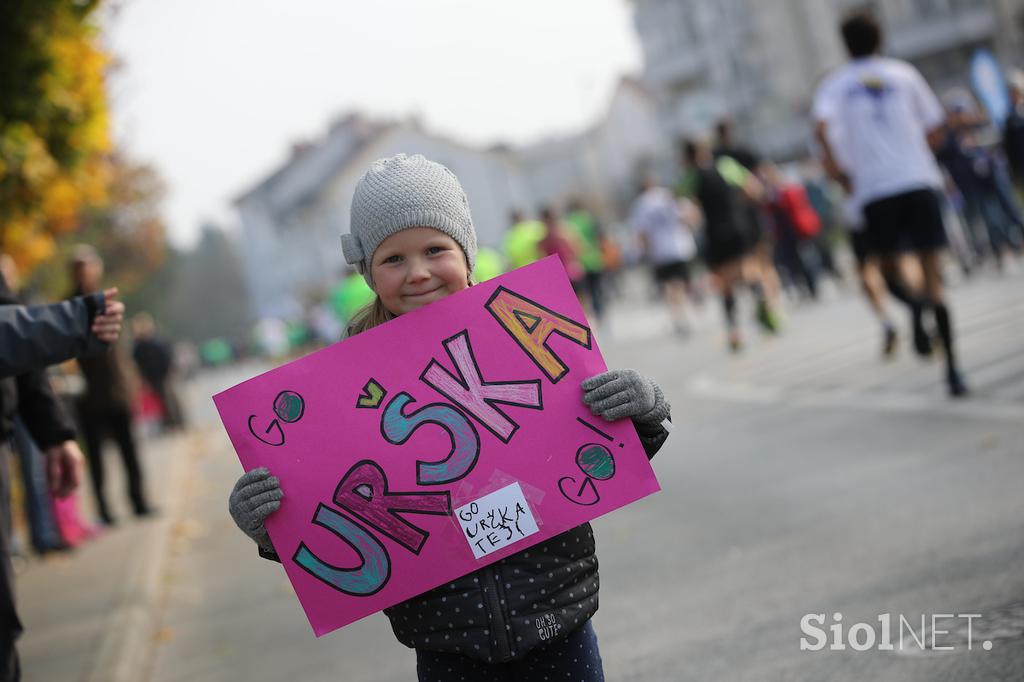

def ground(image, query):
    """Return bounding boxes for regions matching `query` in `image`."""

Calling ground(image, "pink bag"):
[52,493,98,547]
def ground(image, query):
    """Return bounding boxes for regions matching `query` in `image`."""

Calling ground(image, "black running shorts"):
[652,260,691,285]
[862,188,947,255]
[848,229,869,266]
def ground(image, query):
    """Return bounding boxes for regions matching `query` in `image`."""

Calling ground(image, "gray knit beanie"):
[341,154,477,287]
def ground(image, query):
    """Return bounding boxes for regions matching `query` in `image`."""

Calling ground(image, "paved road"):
[153,267,1024,681]
[593,268,1024,681]
[21,266,1024,681]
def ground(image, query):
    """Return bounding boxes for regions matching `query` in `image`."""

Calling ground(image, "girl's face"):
[370,227,470,315]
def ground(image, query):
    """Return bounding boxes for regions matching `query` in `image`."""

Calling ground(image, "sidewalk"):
[15,427,198,682]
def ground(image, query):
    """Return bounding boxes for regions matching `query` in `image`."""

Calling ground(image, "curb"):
[84,430,194,682]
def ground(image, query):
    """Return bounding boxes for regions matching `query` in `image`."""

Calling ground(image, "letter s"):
[800,613,827,651]
[381,392,481,485]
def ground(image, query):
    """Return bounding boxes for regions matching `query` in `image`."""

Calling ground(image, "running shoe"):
[755,301,781,334]
[912,317,933,356]
[883,326,898,358]
[728,330,743,353]
[947,369,969,398]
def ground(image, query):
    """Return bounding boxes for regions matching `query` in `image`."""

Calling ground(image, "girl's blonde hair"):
[345,275,476,338]
[346,296,397,337]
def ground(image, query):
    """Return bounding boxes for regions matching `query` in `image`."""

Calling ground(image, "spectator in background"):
[629,176,698,337]
[330,266,376,332]
[306,296,344,348]
[1,255,124,682]
[131,312,186,432]
[503,210,545,271]
[1003,69,1024,199]
[565,199,607,324]
[800,159,845,286]
[598,228,625,299]
[937,91,1024,268]
[0,256,67,556]
[69,245,155,525]
[759,162,821,301]
[538,206,587,302]
[473,246,505,283]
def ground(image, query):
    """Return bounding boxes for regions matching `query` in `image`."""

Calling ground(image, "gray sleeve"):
[0,293,106,378]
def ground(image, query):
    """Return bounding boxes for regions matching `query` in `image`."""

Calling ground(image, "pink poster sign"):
[213,256,661,637]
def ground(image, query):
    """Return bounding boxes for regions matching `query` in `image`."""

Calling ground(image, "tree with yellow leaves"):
[0,0,112,273]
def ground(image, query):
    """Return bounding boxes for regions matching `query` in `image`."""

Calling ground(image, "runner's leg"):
[919,249,967,396]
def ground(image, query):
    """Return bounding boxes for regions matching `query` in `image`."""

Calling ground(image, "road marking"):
[687,374,1024,424]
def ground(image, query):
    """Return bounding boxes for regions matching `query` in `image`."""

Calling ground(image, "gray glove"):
[581,369,670,426]
[229,467,282,553]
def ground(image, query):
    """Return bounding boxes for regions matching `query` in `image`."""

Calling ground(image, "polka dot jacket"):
[383,422,669,664]
[384,523,598,664]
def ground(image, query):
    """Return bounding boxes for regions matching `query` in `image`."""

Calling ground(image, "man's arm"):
[925,123,947,152]
[16,369,83,497]
[814,121,851,193]
[0,288,123,378]
[716,155,764,201]
[811,75,853,193]
[906,64,947,151]
[636,230,650,257]
[678,197,704,232]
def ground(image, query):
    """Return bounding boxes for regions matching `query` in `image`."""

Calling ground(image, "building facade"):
[631,0,1024,157]
[235,80,668,319]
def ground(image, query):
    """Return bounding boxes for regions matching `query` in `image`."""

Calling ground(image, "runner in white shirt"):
[629,177,698,337]
[813,11,967,396]
[814,62,945,207]
[830,124,932,359]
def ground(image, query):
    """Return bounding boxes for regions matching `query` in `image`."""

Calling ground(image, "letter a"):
[421,330,542,443]
[484,286,591,383]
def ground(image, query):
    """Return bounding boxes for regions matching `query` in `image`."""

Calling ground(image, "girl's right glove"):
[228,467,282,553]
[581,368,669,426]
[582,369,671,458]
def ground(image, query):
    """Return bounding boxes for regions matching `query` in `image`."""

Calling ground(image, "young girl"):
[229,154,671,681]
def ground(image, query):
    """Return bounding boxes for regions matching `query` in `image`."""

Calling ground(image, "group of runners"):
[628,10,1024,399]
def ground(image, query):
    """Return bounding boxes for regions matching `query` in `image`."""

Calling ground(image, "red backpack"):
[779,185,821,240]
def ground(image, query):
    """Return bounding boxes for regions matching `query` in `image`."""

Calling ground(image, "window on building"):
[949,0,987,11]
[912,0,951,18]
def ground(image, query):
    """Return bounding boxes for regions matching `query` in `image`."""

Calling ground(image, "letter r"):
[333,460,451,554]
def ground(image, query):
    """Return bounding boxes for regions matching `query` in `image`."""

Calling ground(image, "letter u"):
[293,504,391,596]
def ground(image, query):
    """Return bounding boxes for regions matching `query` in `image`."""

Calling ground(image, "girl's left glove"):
[581,369,670,427]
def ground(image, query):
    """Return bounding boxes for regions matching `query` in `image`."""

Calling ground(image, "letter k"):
[421,330,542,443]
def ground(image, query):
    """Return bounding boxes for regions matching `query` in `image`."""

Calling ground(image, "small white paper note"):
[455,482,540,559]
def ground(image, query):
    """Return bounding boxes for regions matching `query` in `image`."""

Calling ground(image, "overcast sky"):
[103,0,643,247]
